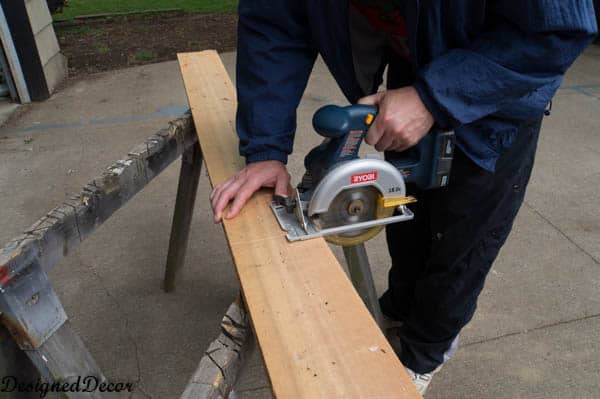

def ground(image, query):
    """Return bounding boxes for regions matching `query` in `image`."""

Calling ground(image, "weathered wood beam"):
[0,324,41,399]
[181,296,251,399]
[26,320,118,398]
[0,113,196,286]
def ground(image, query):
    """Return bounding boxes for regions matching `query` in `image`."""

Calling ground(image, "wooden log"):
[178,50,420,398]
[181,296,250,399]
[0,113,196,285]
[163,144,203,292]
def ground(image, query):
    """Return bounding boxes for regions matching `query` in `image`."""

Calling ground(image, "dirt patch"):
[55,12,238,77]
[54,11,600,77]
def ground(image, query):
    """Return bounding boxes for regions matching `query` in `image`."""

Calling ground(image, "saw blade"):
[314,186,393,246]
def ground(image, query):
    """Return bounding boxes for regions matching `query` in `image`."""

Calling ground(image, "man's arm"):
[236,0,318,164]
[413,0,598,129]
[212,0,317,222]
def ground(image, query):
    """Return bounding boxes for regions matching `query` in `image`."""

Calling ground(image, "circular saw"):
[270,104,455,246]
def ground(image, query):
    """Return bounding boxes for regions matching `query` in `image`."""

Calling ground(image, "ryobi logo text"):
[350,171,378,184]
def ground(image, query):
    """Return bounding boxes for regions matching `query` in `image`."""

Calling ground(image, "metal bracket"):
[0,261,67,349]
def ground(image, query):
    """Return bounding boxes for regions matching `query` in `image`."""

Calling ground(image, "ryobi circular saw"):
[270,104,455,246]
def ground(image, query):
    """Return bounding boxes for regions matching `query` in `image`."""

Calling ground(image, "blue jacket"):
[236,1,597,171]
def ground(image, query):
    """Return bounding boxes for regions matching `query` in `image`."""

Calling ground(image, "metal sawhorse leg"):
[342,244,385,328]
[163,144,203,292]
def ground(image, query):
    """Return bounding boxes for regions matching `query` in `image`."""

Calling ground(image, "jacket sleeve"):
[236,0,318,164]
[413,0,598,129]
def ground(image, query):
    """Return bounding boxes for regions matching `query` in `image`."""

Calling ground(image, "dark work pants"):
[375,47,546,373]
[379,116,543,373]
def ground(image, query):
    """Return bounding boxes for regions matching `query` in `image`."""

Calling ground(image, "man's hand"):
[358,86,434,152]
[210,160,290,223]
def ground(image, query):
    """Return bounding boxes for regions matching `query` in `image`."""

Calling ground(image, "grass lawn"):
[54,0,238,19]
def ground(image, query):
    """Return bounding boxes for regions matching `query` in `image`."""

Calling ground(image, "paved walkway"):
[0,47,599,398]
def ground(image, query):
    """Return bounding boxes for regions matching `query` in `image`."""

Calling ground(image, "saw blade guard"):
[308,158,406,217]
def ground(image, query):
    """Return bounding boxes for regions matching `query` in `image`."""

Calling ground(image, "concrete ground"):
[0,46,599,398]
[0,99,19,126]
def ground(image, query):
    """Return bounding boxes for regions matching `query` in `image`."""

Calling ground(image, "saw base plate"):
[270,201,415,243]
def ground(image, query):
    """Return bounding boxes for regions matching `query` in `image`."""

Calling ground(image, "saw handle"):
[386,129,455,189]
[312,104,377,140]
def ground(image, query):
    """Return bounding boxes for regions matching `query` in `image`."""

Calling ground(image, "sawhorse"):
[0,114,198,397]
[0,110,386,398]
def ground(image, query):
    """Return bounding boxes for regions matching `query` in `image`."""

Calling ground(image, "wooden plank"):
[178,50,420,398]
[0,113,196,284]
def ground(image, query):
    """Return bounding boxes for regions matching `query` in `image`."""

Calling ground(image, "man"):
[210,0,597,394]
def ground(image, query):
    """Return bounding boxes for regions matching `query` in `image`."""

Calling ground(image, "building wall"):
[0,0,66,101]
[24,0,66,94]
